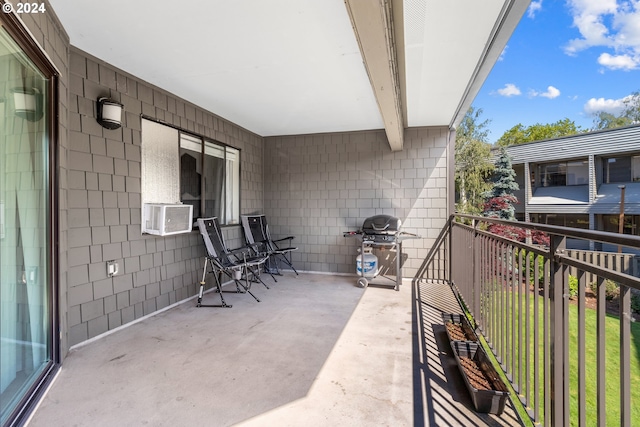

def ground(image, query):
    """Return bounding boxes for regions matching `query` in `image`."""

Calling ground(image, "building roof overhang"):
[49,0,529,151]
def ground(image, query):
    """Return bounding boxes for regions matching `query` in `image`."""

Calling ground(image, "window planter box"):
[442,313,478,342]
[450,341,509,415]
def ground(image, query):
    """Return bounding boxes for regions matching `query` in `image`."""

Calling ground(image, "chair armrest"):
[227,245,253,256]
[246,241,271,255]
[272,236,294,251]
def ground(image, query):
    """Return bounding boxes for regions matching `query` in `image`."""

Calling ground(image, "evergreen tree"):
[483,148,519,220]
[481,149,549,245]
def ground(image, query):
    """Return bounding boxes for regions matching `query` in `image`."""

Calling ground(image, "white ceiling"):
[48,0,528,145]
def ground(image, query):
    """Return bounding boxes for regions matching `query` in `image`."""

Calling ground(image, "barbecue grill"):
[343,214,420,290]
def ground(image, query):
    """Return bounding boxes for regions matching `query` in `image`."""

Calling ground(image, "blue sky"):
[473,0,640,144]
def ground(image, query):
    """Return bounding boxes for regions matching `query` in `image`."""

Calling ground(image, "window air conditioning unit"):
[143,203,193,236]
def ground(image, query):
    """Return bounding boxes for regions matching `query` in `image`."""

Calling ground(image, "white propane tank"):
[356,248,378,278]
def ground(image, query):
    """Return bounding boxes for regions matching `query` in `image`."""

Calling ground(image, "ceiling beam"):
[345,0,404,151]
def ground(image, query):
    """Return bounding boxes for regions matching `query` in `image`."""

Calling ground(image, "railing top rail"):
[557,252,640,290]
[453,220,549,257]
[453,213,640,249]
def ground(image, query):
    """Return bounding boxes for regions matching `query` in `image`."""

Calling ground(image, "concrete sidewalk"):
[27,274,521,426]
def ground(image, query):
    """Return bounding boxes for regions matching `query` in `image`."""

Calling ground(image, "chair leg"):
[250,265,270,289]
[240,285,260,302]
[197,258,232,308]
[254,275,270,289]
[265,255,281,278]
[233,279,260,302]
[235,265,260,302]
[265,264,278,282]
[276,252,298,275]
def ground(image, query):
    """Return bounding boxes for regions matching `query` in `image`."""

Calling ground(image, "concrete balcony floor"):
[27,273,521,426]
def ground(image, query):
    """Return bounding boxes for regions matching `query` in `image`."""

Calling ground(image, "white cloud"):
[565,0,618,50]
[598,52,639,70]
[540,86,561,99]
[564,0,640,70]
[529,86,561,99]
[495,83,521,97]
[528,1,543,18]
[583,95,631,115]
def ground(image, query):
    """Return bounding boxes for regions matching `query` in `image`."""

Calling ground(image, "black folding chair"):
[196,217,269,307]
[241,214,298,277]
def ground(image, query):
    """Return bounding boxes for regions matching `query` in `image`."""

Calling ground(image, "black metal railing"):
[421,214,640,427]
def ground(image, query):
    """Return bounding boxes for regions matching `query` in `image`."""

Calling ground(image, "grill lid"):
[362,215,401,234]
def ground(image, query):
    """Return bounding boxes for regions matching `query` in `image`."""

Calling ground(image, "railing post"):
[472,219,480,326]
[550,233,567,426]
[620,283,631,427]
[448,216,453,284]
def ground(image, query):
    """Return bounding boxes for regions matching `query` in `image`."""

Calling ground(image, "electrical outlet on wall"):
[106,260,119,277]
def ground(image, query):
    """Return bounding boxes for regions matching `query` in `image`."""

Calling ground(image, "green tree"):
[592,91,640,130]
[592,111,633,130]
[482,149,550,244]
[455,107,494,214]
[483,147,519,220]
[495,118,583,147]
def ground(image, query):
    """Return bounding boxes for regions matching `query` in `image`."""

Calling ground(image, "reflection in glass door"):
[0,24,53,425]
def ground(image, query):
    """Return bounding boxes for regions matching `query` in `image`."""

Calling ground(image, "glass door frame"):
[1,7,60,426]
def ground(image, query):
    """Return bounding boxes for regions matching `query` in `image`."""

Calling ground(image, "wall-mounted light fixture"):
[97,97,123,129]
[11,87,43,122]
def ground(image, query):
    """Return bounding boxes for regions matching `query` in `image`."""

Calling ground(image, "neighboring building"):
[504,124,640,250]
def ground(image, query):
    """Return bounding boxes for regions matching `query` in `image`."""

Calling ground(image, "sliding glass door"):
[0,21,56,425]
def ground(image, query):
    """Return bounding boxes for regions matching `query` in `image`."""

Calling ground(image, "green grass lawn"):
[480,291,640,426]
[567,304,640,426]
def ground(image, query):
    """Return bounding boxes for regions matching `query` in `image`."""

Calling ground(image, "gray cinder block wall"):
[264,127,450,278]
